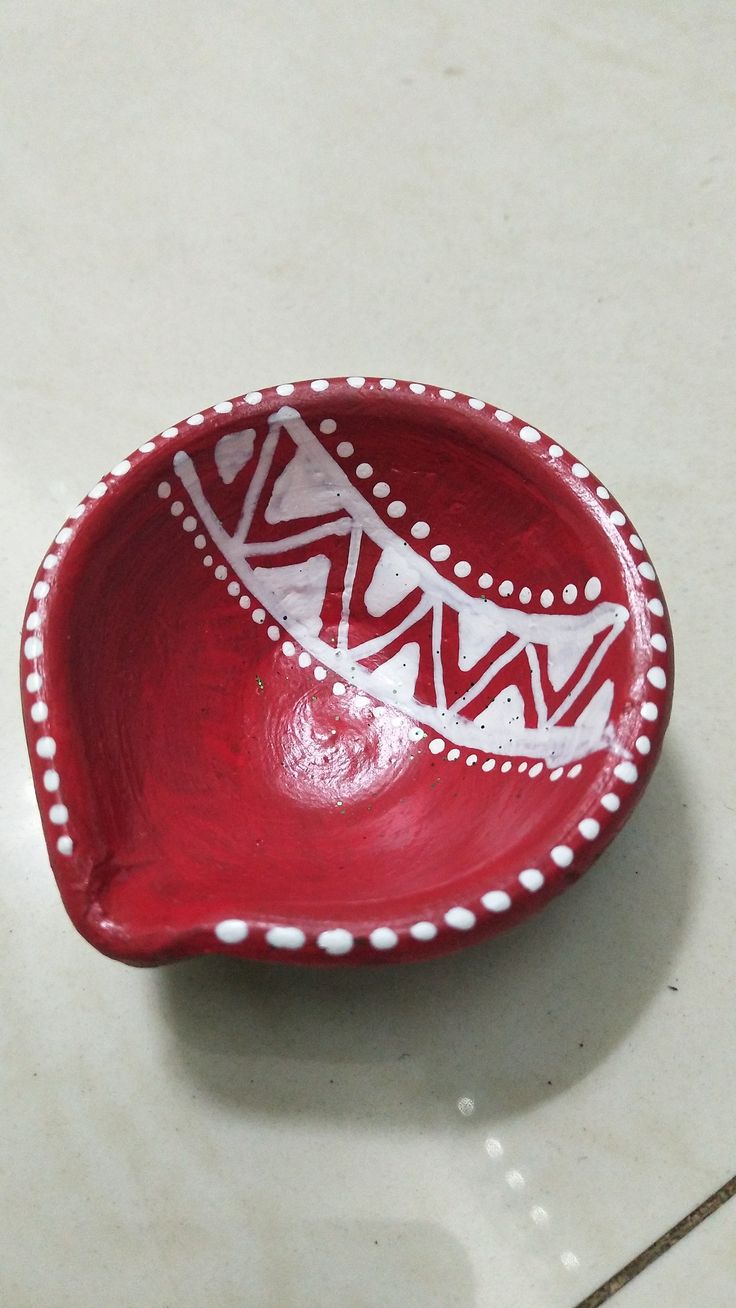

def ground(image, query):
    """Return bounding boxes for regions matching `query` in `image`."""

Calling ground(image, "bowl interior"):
[43,386,654,950]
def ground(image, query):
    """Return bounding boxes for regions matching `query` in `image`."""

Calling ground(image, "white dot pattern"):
[578,818,600,840]
[370,927,398,950]
[215,919,248,944]
[410,921,438,941]
[317,928,354,955]
[519,869,544,892]
[445,907,476,930]
[482,891,511,913]
[430,544,451,562]
[21,377,669,959]
[266,925,306,949]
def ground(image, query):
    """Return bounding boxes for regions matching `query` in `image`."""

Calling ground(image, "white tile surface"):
[615,1196,736,1307]
[1,2,734,1305]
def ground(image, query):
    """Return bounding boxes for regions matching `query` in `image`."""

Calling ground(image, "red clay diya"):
[21,378,673,966]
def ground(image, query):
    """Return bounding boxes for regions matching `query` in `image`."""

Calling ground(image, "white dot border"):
[22,377,671,960]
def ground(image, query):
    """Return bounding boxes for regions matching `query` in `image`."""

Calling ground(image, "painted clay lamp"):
[21,378,673,965]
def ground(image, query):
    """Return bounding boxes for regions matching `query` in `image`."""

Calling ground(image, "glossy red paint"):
[20,379,673,966]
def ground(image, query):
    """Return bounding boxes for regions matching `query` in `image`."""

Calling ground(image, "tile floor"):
[614,1197,736,1307]
[1,3,734,1304]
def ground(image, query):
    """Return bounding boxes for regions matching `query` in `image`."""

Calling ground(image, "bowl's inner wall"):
[53,396,642,935]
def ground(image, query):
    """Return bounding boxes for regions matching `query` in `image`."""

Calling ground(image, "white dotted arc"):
[335,417,603,610]
[24,377,670,960]
[22,636,72,857]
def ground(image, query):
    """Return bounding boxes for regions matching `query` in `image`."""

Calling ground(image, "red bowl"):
[21,378,673,966]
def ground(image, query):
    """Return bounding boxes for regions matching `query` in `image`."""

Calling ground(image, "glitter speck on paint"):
[256,675,264,694]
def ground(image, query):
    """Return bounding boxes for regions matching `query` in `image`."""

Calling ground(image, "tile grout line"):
[572,1174,736,1307]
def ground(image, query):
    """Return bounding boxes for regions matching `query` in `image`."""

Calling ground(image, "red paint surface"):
[21,380,673,965]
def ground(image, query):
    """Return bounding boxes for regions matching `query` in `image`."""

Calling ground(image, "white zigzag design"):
[173,405,629,765]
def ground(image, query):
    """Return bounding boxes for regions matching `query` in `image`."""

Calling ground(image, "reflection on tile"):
[480,1127,583,1288]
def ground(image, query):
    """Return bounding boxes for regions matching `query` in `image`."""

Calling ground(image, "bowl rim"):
[20,376,674,966]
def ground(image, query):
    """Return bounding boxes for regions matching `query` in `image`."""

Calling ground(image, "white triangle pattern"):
[574,678,614,730]
[457,604,510,671]
[474,685,526,736]
[547,629,598,691]
[215,430,255,485]
[367,642,421,701]
[364,546,422,618]
[265,446,345,523]
[252,555,331,638]
[175,405,629,764]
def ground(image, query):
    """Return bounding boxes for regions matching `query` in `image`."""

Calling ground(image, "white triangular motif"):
[364,546,422,618]
[367,642,421,704]
[265,446,345,523]
[174,406,630,764]
[215,430,255,484]
[547,628,596,691]
[574,678,614,732]
[474,685,526,737]
[457,604,509,671]
[253,555,331,638]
